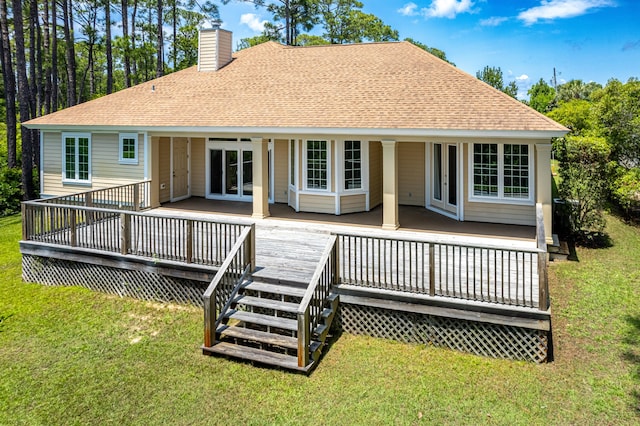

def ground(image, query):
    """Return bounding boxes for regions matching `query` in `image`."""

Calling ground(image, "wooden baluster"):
[429,243,435,296]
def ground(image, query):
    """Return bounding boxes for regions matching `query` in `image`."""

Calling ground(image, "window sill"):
[118,159,139,165]
[468,196,534,206]
[62,180,92,187]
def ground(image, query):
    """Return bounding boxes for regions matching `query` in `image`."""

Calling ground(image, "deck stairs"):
[202,228,339,373]
[202,277,339,373]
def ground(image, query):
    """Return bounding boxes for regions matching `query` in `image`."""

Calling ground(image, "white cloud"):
[398,2,419,16]
[479,16,509,26]
[240,13,267,33]
[516,74,530,81]
[518,0,615,25]
[424,0,475,19]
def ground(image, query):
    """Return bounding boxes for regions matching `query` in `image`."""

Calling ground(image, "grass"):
[1,213,639,425]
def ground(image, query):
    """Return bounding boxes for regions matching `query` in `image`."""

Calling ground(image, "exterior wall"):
[159,137,171,203]
[299,194,335,214]
[191,138,205,197]
[41,131,144,197]
[216,30,233,69]
[274,139,288,203]
[340,194,367,214]
[398,142,425,206]
[462,143,536,226]
[369,141,382,209]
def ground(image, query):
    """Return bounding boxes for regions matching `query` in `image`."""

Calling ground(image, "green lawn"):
[1,213,639,425]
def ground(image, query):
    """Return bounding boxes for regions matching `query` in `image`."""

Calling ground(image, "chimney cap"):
[199,18,222,30]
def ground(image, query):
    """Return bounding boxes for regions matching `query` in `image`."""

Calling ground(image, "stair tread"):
[241,281,307,298]
[217,325,299,349]
[226,310,298,331]
[204,342,310,371]
[234,295,300,313]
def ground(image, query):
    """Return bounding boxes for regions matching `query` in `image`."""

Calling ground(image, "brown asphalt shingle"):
[25,41,567,132]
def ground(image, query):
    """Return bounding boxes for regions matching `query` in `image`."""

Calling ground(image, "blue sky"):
[217,0,640,99]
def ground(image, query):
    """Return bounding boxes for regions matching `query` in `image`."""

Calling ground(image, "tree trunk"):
[121,0,131,87]
[61,0,76,106]
[0,0,17,168]
[172,0,176,69]
[130,0,137,85]
[13,0,36,199]
[51,0,58,111]
[105,0,113,94]
[156,0,163,77]
[43,0,51,114]
[28,0,38,118]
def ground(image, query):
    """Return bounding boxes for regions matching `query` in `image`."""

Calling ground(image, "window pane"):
[242,150,253,196]
[65,137,76,180]
[504,144,529,198]
[78,138,89,181]
[344,140,361,190]
[122,138,136,159]
[307,140,327,189]
[473,144,498,197]
[290,140,295,185]
[226,150,238,195]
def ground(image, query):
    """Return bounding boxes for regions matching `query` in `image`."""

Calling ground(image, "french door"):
[431,143,459,216]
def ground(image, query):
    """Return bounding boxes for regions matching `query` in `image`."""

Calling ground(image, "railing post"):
[85,192,94,225]
[21,203,28,241]
[120,213,131,255]
[204,293,217,348]
[333,236,340,285]
[538,251,549,311]
[248,223,256,272]
[69,208,77,247]
[186,219,193,263]
[429,243,435,296]
[297,310,310,368]
[133,183,140,211]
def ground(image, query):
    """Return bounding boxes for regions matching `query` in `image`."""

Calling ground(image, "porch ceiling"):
[157,198,536,245]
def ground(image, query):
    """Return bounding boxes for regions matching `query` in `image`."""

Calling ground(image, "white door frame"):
[426,141,461,220]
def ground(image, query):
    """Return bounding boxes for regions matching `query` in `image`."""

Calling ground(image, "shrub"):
[556,134,611,241]
[610,166,640,217]
[0,167,23,216]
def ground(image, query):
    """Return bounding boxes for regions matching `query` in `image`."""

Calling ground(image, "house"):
[22,27,568,370]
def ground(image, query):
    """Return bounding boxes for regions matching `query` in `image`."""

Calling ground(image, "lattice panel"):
[23,255,209,306]
[338,303,548,363]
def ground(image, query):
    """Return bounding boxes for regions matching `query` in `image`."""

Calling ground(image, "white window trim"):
[61,132,92,185]
[119,133,139,164]
[341,139,367,193]
[303,139,332,192]
[288,139,297,188]
[468,142,535,205]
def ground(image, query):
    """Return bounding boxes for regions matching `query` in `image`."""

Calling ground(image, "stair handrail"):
[297,235,338,368]
[204,224,255,348]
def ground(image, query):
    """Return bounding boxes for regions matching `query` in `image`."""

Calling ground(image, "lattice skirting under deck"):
[22,254,208,306]
[337,303,549,363]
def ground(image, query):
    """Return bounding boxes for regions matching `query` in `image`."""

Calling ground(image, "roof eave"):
[24,124,568,139]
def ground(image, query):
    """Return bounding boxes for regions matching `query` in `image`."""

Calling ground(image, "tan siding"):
[398,142,425,206]
[299,194,335,214]
[274,139,288,203]
[340,194,366,214]
[191,138,205,197]
[369,141,382,208]
[198,30,217,71]
[42,132,145,196]
[217,30,233,68]
[159,137,171,203]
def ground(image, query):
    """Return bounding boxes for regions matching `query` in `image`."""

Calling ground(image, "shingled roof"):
[25,41,567,135]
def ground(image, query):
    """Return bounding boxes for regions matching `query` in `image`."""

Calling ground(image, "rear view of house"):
[22,27,567,370]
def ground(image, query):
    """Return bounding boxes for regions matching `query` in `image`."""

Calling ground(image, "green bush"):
[556,134,611,240]
[0,167,23,217]
[610,166,640,215]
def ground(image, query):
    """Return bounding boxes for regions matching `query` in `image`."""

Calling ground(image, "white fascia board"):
[25,124,568,139]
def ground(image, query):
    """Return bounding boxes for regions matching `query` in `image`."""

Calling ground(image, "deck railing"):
[297,235,338,368]
[38,181,151,211]
[22,201,249,266]
[336,225,548,310]
[203,225,255,348]
[536,203,550,311]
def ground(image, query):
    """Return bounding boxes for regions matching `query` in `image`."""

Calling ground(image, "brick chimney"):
[198,21,233,71]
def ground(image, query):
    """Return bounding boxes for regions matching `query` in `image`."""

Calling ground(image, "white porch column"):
[381,139,399,230]
[535,143,553,245]
[252,137,270,219]
[149,136,161,208]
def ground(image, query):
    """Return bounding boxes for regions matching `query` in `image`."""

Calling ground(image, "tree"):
[556,79,602,103]
[546,99,593,135]
[12,0,36,199]
[317,0,397,44]
[527,78,556,113]
[104,0,113,94]
[404,37,453,65]
[476,65,517,99]
[591,78,640,168]
[156,0,163,77]
[0,0,17,168]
